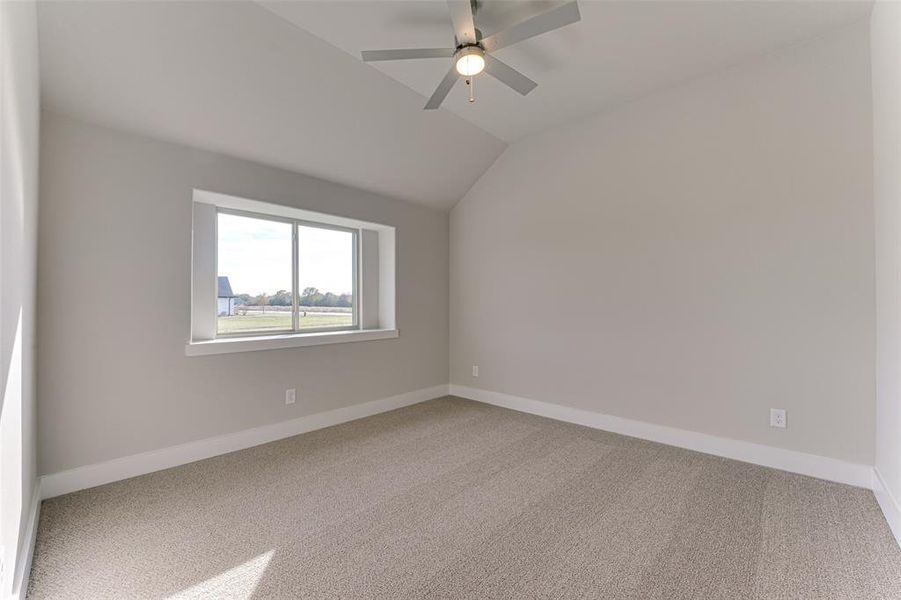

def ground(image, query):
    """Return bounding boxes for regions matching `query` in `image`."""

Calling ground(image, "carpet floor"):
[27,397,901,599]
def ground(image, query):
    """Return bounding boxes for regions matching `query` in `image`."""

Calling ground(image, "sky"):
[217,213,353,297]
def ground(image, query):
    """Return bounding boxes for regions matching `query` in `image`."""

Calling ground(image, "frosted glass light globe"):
[455,47,485,76]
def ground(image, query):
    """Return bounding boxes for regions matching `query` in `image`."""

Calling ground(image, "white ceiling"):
[264,0,872,143]
[38,1,871,210]
[36,1,505,210]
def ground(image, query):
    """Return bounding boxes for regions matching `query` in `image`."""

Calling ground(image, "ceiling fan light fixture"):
[455,46,485,77]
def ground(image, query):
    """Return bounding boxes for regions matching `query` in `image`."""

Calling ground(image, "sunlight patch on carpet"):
[166,550,274,600]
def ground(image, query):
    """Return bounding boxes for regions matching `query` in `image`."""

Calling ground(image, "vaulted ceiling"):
[37,1,871,210]
[265,0,871,143]
[37,0,505,210]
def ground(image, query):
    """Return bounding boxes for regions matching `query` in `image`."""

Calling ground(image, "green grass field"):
[217,312,353,334]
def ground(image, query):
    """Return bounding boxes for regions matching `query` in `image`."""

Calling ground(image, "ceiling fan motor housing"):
[456,28,484,49]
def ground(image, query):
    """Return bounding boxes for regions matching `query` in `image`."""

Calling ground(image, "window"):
[216,210,358,337]
[188,190,396,355]
[297,225,356,330]
[217,212,294,335]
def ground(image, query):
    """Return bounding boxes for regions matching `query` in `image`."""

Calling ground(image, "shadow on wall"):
[0,0,39,595]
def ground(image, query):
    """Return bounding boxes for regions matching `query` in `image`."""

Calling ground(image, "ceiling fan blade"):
[361,48,455,62]
[447,0,477,45]
[480,1,581,52]
[483,54,537,96]
[424,66,459,110]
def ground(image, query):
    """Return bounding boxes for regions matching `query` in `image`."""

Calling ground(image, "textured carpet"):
[27,397,901,599]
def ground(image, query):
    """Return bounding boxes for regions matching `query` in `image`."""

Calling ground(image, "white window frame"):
[187,189,396,356]
[215,208,360,338]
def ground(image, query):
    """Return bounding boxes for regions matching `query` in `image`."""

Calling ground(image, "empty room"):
[3,0,901,597]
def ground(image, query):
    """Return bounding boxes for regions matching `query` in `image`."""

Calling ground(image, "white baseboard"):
[449,384,873,490]
[873,467,901,548]
[32,383,901,553]
[41,384,449,499]
[9,480,41,600]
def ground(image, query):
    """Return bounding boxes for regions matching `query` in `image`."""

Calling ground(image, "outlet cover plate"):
[770,408,786,428]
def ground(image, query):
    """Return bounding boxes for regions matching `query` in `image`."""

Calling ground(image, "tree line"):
[236,287,352,308]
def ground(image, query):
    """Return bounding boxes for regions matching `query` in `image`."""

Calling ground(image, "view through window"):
[297,224,355,330]
[216,211,356,336]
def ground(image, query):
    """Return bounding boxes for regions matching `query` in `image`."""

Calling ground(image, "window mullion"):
[292,222,299,332]
[353,230,360,329]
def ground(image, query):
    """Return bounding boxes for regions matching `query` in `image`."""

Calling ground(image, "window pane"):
[217,213,293,335]
[298,225,355,330]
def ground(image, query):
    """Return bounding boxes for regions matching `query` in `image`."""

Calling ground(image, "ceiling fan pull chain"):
[468,77,475,103]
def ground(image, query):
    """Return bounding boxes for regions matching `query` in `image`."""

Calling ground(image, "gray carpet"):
[27,397,901,599]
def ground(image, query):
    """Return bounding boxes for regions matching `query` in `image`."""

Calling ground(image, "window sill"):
[185,328,398,356]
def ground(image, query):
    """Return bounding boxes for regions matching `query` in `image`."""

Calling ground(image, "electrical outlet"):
[770,408,786,429]
[285,388,296,405]
[472,365,479,377]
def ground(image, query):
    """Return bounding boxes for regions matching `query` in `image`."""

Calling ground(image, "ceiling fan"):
[361,0,581,110]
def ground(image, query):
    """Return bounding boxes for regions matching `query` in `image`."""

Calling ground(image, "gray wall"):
[450,22,875,464]
[0,0,40,593]
[37,112,449,475]
[873,1,901,516]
